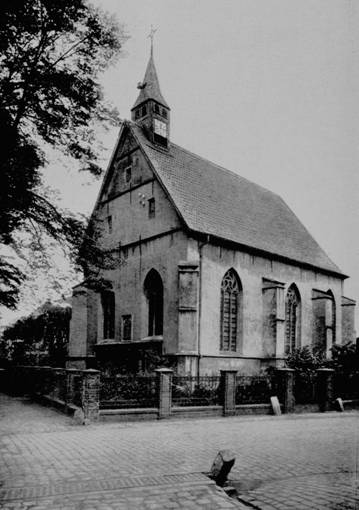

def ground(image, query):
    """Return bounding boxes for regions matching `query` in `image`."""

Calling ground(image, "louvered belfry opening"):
[285,285,301,354]
[220,269,242,352]
[144,269,163,336]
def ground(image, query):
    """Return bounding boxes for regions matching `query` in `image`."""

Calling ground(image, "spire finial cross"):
[147,25,158,56]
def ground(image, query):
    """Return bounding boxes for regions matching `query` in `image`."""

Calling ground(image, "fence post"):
[81,369,100,423]
[317,368,335,412]
[155,368,173,419]
[220,370,237,416]
[276,368,295,413]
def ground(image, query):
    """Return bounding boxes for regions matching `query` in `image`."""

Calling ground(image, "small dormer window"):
[162,109,167,119]
[154,119,167,138]
[135,109,140,120]
[154,103,160,114]
[141,105,147,117]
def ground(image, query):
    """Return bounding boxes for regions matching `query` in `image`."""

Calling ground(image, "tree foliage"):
[330,342,359,371]
[0,0,128,308]
[285,346,326,372]
[1,302,72,366]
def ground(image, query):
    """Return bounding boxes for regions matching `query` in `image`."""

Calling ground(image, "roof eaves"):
[186,228,348,280]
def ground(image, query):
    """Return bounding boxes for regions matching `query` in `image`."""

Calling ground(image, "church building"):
[68,46,356,375]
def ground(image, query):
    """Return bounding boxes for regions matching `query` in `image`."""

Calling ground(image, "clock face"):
[154,119,167,138]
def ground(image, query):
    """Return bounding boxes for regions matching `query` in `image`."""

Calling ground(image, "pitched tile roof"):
[132,54,169,110]
[130,123,344,277]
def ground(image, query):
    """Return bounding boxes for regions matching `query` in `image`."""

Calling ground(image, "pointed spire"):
[131,34,170,111]
[148,25,157,58]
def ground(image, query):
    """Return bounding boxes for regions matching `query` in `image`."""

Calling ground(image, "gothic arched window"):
[101,291,115,339]
[220,269,242,352]
[327,290,336,345]
[144,269,163,336]
[285,284,301,354]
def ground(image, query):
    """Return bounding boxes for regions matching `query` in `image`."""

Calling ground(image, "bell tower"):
[131,29,170,147]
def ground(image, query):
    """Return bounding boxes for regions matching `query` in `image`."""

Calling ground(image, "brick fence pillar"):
[276,368,295,413]
[81,369,100,422]
[53,368,66,400]
[155,368,173,419]
[65,369,78,407]
[220,370,237,416]
[317,368,335,412]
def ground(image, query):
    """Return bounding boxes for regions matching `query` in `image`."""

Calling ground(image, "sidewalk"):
[0,393,358,509]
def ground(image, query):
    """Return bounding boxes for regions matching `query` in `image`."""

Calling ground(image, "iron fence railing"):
[100,375,157,409]
[235,375,273,405]
[172,376,221,407]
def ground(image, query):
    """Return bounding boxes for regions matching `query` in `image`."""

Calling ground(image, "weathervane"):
[147,25,158,56]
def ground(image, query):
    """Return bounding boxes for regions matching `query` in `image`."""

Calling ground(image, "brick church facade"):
[68,49,356,375]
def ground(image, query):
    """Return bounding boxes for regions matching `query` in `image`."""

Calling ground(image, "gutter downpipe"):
[197,234,210,378]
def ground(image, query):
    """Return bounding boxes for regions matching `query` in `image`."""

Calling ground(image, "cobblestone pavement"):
[0,393,358,509]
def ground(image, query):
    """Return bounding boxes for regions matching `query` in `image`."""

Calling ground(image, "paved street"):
[0,393,358,509]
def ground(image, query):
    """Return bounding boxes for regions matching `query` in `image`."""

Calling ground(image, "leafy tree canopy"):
[0,0,128,308]
[1,300,72,366]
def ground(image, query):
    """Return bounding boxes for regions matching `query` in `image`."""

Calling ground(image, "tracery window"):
[220,269,242,352]
[285,285,301,354]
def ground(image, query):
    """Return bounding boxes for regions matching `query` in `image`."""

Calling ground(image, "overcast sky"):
[94,0,359,327]
[6,1,358,329]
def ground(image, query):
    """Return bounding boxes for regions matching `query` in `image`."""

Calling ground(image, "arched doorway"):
[285,284,301,354]
[144,269,163,336]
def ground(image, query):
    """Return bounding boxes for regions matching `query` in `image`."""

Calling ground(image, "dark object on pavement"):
[210,449,236,486]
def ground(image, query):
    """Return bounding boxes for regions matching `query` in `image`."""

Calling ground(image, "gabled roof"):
[132,53,169,110]
[128,122,344,278]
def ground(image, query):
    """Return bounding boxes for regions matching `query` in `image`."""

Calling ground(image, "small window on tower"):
[135,109,140,120]
[154,103,160,114]
[142,105,147,117]
[148,198,155,218]
[162,109,167,119]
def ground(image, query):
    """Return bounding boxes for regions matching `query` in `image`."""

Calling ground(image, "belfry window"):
[285,285,301,354]
[144,269,163,336]
[102,291,115,339]
[220,269,242,352]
